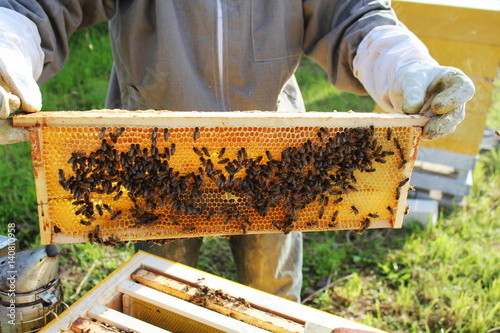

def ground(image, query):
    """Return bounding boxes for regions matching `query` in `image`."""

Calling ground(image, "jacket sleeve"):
[0,0,116,84]
[302,0,402,95]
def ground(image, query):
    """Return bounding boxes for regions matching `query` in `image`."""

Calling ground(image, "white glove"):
[0,8,44,119]
[391,62,474,140]
[353,26,475,140]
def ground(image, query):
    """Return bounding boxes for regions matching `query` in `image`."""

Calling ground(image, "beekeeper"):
[0,1,474,301]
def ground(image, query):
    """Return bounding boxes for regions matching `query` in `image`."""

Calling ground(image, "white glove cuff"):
[0,8,44,81]
[353,25,438,113]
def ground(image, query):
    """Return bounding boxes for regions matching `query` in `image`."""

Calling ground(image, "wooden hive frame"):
[13,110,428,245]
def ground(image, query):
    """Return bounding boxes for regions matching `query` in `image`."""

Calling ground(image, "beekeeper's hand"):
[354,26,475,140]
[0,8,44,119]
[391,63,474,140]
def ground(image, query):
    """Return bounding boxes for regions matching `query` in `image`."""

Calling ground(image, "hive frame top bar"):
[12,110,429,128]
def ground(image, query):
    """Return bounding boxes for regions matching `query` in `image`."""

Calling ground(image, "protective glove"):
[391,62,474,140]
[353,25,475,140]
[0,8,44,119]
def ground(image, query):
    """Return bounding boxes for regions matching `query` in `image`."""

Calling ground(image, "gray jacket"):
[1,0,400,112]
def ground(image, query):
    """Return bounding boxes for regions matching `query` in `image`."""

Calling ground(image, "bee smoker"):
[0,245,62,333]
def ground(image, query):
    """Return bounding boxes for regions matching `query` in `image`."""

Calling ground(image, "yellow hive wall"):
[14,111,425,244]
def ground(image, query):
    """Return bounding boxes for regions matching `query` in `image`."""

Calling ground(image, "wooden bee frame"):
[13,110,428,245]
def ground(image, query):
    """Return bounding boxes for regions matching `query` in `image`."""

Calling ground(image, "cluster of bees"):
[58,124,406,244]
[191,284,251,308]
[79,322,127,333]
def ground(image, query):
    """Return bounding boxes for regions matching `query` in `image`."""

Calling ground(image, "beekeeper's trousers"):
[135,233,303,302]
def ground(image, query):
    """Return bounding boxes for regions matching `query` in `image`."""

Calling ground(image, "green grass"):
[294,55,375,112]
[0,142,39,249]
[1,23,499,332]
[40,23,112,111]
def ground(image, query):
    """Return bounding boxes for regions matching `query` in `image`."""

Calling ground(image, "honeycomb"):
[13,110,426,244]
[129,298,225,333]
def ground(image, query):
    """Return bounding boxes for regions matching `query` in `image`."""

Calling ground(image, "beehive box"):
[13,110,428,245]
[39,251,386,333]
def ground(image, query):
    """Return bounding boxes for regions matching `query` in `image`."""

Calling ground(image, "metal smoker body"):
[0,245,62,333]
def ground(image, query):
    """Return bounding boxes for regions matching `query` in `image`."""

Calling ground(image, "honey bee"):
[205,209,215,221]
[193,147,203,157]
[102,203,112,214]
[355,217,371,234]
[88,225,101,244]
[320,127,331,136]
[272,221,282,231]
[168,215,179,225]
[127,191,137,203]
[163,128,169,140]
[399,177,410,187]
[103,236,121,247]
[218,147,226,159]
[113,191,123,201]
[116,127,125,138]
[151,127,159,140]
[265,150,273,161]
[183,226,196,233]
[193,127,200,141]
[109,132,118,143]
[110,210,122,220]
[317,131,324,142]
[58,169,66,182]
[242,215,252,225]
[163,146,171,160]
[95,204,103,216]
[398,159,407,169]
[331,210,339,221]
[240,147,248,160]
[318,206,325,219]
[74,206,86,215]
[99,127,106,139]
[333,197,344,205]
[80,219,92,226]
[386,128,392,141]
[393,137,401,149]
